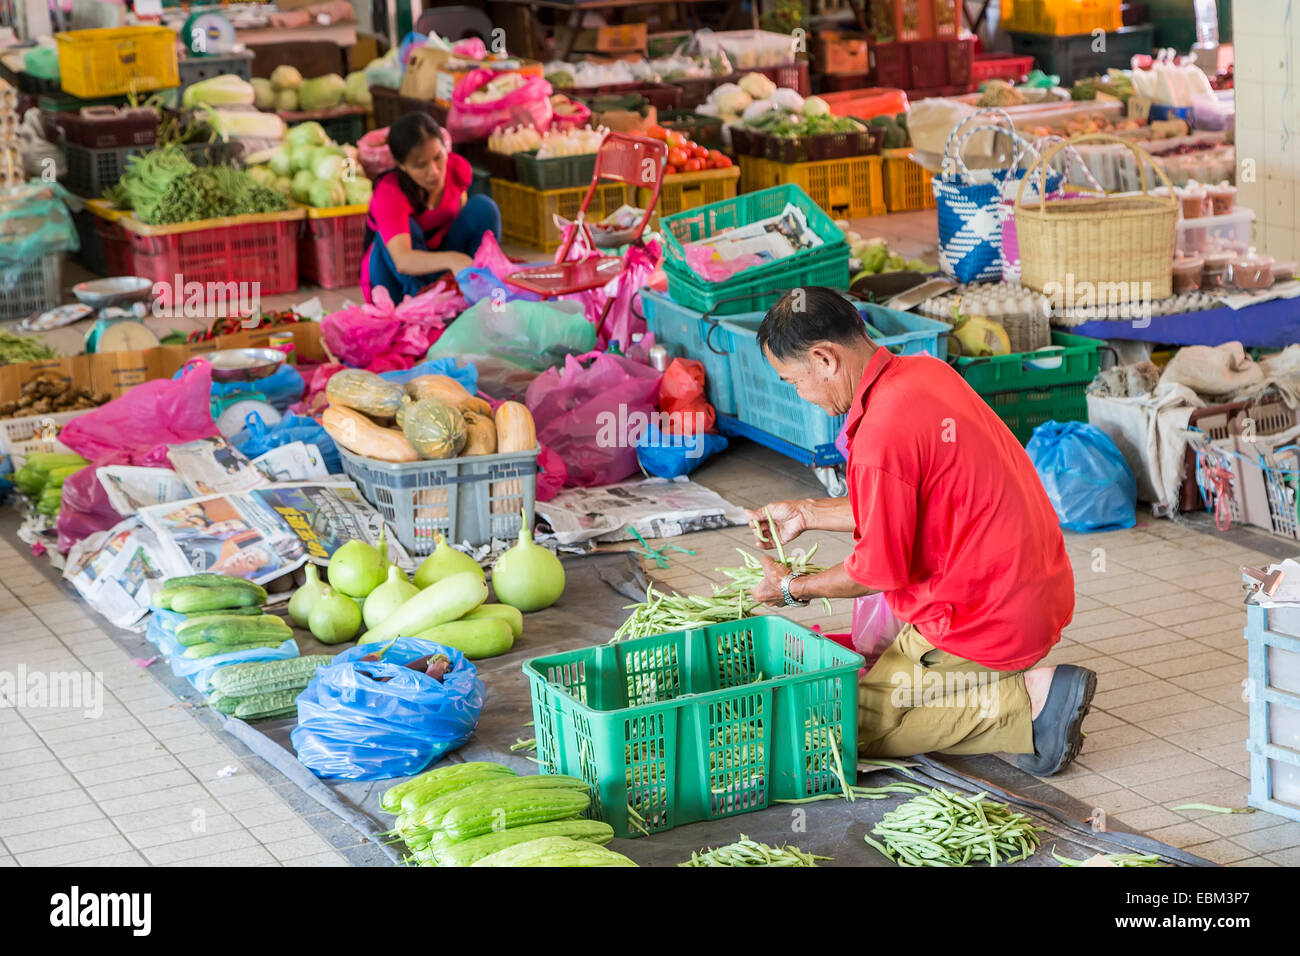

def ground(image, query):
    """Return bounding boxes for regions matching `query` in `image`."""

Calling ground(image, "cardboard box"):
[401,46,544,108]
[557,23,648,55]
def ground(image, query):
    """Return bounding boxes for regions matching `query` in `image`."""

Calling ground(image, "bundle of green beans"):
[863,788,1044,867]
[680,836,831,867]
[1052,849,1165,867]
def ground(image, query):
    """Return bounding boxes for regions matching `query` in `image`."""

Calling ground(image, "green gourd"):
[288,564,326,628]
[308,586,362,644]
[413,533,485,588]
[363,565,420,630]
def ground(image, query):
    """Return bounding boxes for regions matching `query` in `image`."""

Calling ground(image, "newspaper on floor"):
[166,436,270,495]
[63,517,170,630]
[250,442,330,482]
[537,476,748,545]
[96,465,193,515]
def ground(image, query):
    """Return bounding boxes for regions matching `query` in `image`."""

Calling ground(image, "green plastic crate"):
[954,330,1103,394]
[981,382,1091,445]
[662,252,850,316]
[658,183,850,292]
[524,616,863,839]
[514,151,597,190]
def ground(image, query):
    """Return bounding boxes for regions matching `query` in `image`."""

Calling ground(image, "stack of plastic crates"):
[657,184,850,317]
[54,26,178,98]
[882,148,937,211]
[0,256,61,322]
[737,154,885,219]
[1243,591,1300,822]
[523,616,863,838]
[492,179,632,252]
[299,204,368,289]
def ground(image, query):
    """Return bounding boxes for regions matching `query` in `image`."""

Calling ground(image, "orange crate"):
[739,155,884,219]
[819,86,910,120]
[637,166,740,228]
[868,0,962,42]
[882,147,936,212]
[816,33,871,75]
[55,27,178,99]
[493,179,633,252]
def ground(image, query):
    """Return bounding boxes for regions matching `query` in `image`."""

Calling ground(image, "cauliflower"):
[742,98,774,122]
[803,95,831,118]
[711,83,752,117]
[738,71,777,100]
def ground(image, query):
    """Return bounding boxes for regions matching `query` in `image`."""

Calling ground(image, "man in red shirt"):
[748,288,1090,776]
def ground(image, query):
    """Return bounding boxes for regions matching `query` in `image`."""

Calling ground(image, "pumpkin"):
[401,398,467,459]
[322,405,419,462]
[405,374,492,417]
[326,369,405,420]
[494,401,537,452]
[462,410,497,456]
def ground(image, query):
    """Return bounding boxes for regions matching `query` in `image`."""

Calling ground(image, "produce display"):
[106,146,289,224]
[0,375,108,416]
[0,334,60,367]
[863,789,1044,867]
[380,761,635,867]
[490,509,565,614]
[206,655,333,720]
[246,121,372,208]
[641,123,732,174]
[253,66,370,113]
[488,124,542,156]
[847,234,929,281]
[11,451,88,519]
[150,574,291,660]
[680,836,831,867]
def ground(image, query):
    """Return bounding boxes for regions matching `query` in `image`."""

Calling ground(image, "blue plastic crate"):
[639,288,737,417]
[1245,596,1300,823]
[716,299,951,459]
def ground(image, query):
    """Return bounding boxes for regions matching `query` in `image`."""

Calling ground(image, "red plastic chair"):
[502,131,667,331]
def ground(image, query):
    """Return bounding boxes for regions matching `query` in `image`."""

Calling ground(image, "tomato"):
[713,153,733,168]
[668,147,689,167]
[692,144,709,159]
[665,163,679,175]
[707,149,726,166]
[645,124,668,140]
[666,131,687,149]
[684,158,704,172]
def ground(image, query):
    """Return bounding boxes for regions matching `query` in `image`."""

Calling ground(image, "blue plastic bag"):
[231,411,342,475]
[1026,421,1137,533]
[455,265,543,306]
[636,422,728,478]
[173,361,306,411]
[146,608,300,693]
[291,638,484,780]
[378,357,478,394]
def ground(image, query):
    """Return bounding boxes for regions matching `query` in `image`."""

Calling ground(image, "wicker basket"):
[1014,134,1177,304]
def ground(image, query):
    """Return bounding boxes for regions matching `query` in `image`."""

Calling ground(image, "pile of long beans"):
[863,788,1044,867]
[1052,849,1165,867]
[680,836,831,867]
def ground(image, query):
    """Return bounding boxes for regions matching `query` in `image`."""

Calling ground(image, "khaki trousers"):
[857,624,1035,757]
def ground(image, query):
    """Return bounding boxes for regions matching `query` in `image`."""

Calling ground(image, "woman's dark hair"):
[756,287,872,361]
[381,111,446,211]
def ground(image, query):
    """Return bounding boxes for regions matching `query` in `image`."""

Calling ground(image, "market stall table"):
[1065,297,1300,349]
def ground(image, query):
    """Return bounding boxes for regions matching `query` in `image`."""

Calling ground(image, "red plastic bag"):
[658,358,715,435]
[535,443,567,502]
[447,68,553,142]
[525,351,661,487]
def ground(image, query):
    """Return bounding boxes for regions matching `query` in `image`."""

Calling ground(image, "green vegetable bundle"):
[0,331,59,365]
[12,451,88,518]
[105,146,196,222]
[680,835,830,867]
[864,788,1044,867]
[106,147,289,224]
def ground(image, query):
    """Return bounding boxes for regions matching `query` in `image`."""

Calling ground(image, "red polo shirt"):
[842,349,1074,670]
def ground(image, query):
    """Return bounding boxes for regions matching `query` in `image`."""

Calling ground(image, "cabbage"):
[274,175,292,197]
[288,143,315,173]
[268,145,292,177]
[312,152,344,181]
[342,177,372,205]
[291,170,315,202]
[803,95,831,118]
[307,179,346,208]
[270,65,303,90]
[251,77,275,110]
[274,88,298,112]
[770,88,805,113]
[713,83,752,117]
[298,73,346,111]
[285,121,329,148]
[741,98,773,122]
[738,72,777,100]
[247,165,276,187]
[344,70,371,107]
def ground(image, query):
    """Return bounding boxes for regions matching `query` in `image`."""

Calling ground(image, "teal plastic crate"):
[955,330,1103,394]
[658,183,850,315]
[1244,597,1300,823]
[524,616,862,839]
[718,298,952,456]
[639,288,737,417]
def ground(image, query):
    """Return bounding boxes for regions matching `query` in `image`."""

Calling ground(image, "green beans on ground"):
[1051,848,1165,867]
[680,835,832,867]
[863,788,1044,867]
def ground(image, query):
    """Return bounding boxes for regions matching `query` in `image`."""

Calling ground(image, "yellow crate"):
[492,179,633,252]
[637,166,740,228]
[1002,0,1121,35]
[738,155,884,219]
[882,148,937,213]
[55,27,179,99]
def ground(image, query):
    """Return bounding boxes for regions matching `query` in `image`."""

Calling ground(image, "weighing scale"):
[203,347,288,437]
[72,277,162,354]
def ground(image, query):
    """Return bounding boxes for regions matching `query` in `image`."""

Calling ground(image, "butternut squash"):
[401,399,467,460]
[494,401,537,452]
[462,411,497,456]
[405,374,492,417]
[326,369,405,420]
[323,405,419,463]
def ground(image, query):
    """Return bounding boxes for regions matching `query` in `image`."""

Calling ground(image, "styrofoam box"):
[1270,644,1300,696]
[1272,755,1300,805]
[1176,208,1255,255]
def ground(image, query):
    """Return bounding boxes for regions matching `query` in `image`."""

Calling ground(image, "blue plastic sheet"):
[454,265,543,306]
[1026,420,1137,533]
[378,357,478,394]
[145,609,300,693]
[231,411,342,475]
[636,422,728,478]
[291,638,485,780]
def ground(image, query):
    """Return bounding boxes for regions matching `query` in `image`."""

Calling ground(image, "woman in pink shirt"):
[362,112,501,303]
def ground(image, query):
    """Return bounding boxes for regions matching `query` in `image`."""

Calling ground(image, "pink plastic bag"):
[535,443,567,502]
[323,281,464,370]
[357,127,394,179]
[553,233,659,351]
[850,593,905,669]
[447,68,553,142]
[525,351,662,487]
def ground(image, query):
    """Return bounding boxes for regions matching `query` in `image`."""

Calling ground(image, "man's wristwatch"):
[780,571,809,607]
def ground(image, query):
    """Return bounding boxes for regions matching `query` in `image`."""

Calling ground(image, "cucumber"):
[182,639,287,659]
[233,689,301,720]
[182,606,266,620]
[168,585,267,614]
[176,612,284,639]
[412,618,513,660]
[178,614,290,645]
[163,573,267,592]
[208,655,334,697]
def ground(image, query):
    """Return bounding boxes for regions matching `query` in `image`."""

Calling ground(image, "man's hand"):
[745,500,808,551]
[750,552,790,606]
